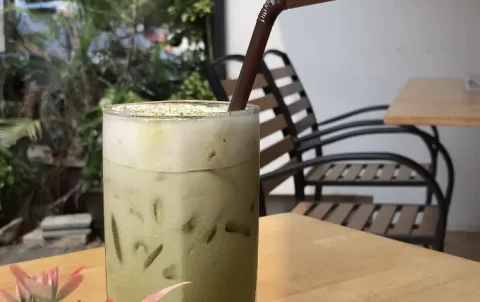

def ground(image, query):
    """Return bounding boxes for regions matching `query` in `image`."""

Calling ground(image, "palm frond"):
[0,119,43,147]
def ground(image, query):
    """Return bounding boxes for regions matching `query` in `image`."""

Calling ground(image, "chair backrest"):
[263,50,321,148]
[206,55,306,208]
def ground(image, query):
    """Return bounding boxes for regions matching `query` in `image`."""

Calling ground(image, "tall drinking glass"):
[102,101,260,302]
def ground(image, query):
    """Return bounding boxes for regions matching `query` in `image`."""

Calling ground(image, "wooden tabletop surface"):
[384,78,480,126]
[2,213,480,301]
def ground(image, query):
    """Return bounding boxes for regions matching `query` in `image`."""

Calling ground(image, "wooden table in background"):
[1,213,480,301]
[385,78,480,126]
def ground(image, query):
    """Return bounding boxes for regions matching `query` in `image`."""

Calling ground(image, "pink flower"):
[106,282,190,302]
[141,282,190,302]
[0,265,84,302]
[0,291,16,302]
[0,264,190,302]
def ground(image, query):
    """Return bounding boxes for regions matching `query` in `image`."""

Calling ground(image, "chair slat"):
[360,164,379,181]
[221,74,267,95]
[347,204,375,230]
[389,205,419,236]
[295,114,316,134]
[270,65,295,79]
[306,164,331,181]
[261,158,298,194]
[377,164,397,181]
[279,81,303,97]
[291,201,314,215]
[319,194,373,204]
[250,94,277,112]
[308,203,335,220]
[369,205,397,235]
[414,206,438,236]
[342,164,364,181]
[260,136,295,168]
[396,165,412,181]
[326,203,355,225]
[288,97,311,115]
[324,164,348,181]
[261,115,287,138]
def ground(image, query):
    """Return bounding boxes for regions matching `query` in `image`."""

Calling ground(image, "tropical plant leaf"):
[0,119,43,147]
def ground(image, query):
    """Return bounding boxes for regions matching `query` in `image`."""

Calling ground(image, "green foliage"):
[168,0,213,22]
[0,119,42,148]
[165,0,213,44]
[0,146,36,227]
[79,87,146,191]
[0,159,15,191]
[78,106,102,190]
[171,72,213,100]
[0,0,216,227]
[99,87,146,106]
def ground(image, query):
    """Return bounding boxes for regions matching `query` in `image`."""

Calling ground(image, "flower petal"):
[105,299,114,302]
[56,274,84,300]
[142,282,190,302]
[15,281,30,299]
[9,265,30,288]
[53,267,59,284]
[23,277,53,300]
[38,273,48,285]
[46,268,57,286]
[0,289,19,302]
[46,268,58,299]
[71,267,84,276]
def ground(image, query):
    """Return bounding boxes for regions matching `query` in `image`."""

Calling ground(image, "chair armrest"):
[296,121,442,181]
[317,105,389,126]
[299,125,434,153]
[313,106,441,146]
[297,124,437,173]
[298,119,440,148]
[296,119,384,143]
[295,126,454,204]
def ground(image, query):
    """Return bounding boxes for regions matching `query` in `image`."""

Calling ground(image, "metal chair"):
[262,49,443,202]
[206,54,447,205]
[206,55,454,251]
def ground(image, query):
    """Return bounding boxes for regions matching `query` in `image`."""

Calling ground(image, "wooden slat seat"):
[305,163,431,186]
[292,202,438,243]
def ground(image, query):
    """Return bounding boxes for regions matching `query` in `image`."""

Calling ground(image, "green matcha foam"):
[103,101,260,173]
[104,101,258,119]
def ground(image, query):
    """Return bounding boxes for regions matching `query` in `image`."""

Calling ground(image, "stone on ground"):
[40,214,92,231]
[42,228,91,240]
[0,218,23,245]
[22,228,45,246]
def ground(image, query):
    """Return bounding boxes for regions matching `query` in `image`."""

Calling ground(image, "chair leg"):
[432,241,444,252]
[426,149,439,205]
[314,185,322,201]
[432,233,446,252]
[425,188,433,205]
[259,193,267,217]
[259,200,267,217]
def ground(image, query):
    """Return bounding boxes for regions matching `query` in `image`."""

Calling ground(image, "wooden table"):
[2,213,480,301]
[384,78,480,126]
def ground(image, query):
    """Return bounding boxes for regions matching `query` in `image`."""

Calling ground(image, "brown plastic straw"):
[228,0,335,111]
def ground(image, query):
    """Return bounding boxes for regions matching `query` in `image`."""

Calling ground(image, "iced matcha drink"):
[102,101,260,302]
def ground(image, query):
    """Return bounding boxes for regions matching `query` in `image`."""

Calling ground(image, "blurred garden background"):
[0,0,226,260]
